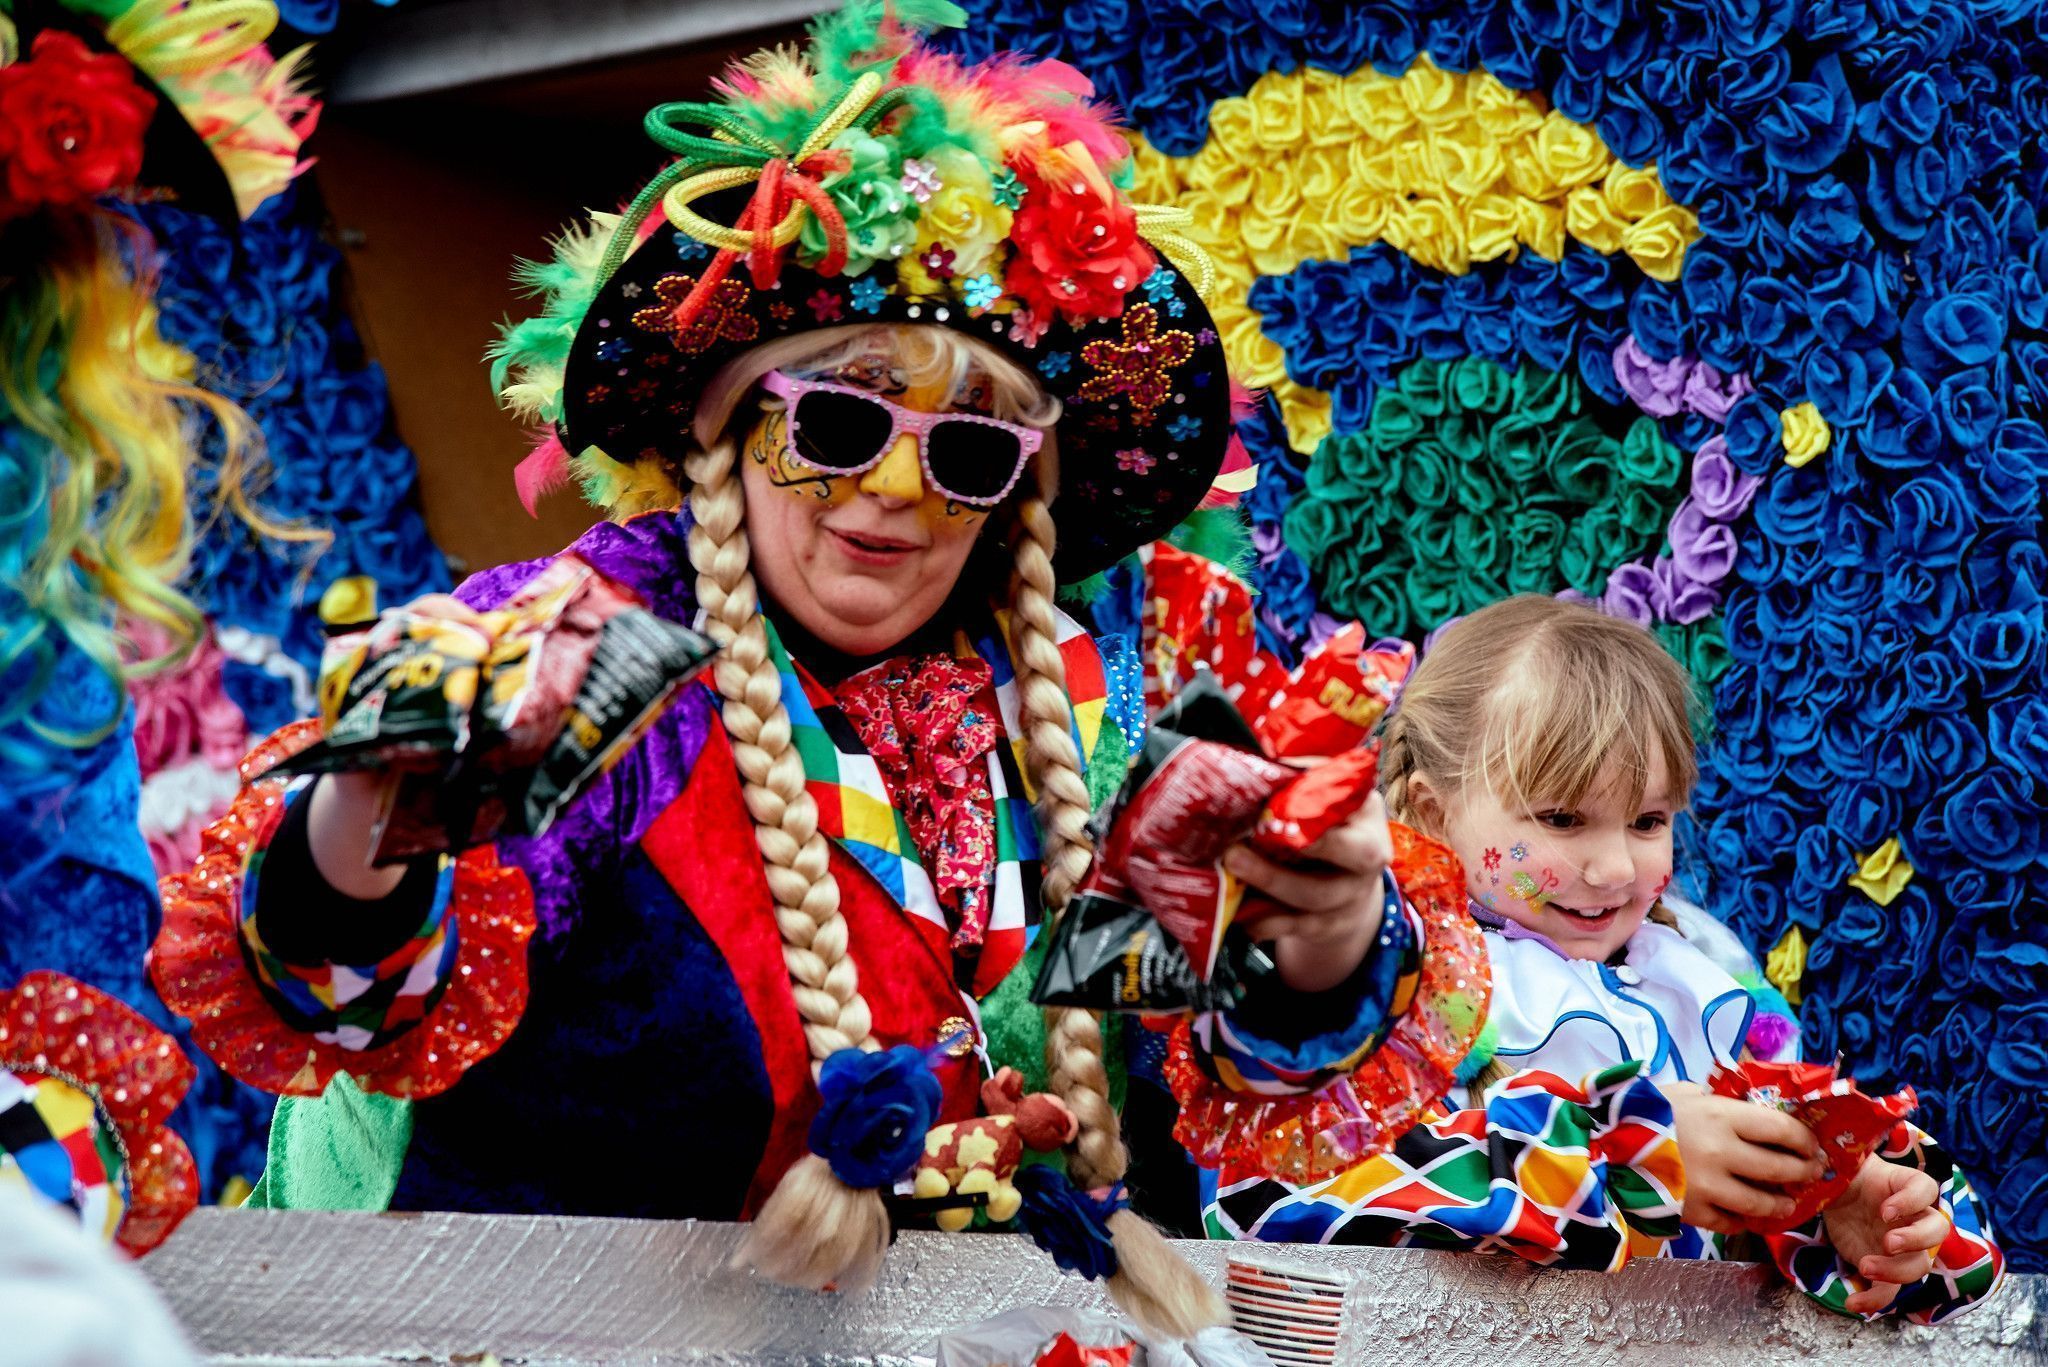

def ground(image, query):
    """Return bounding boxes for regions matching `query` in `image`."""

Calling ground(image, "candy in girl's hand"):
[1707,1060,1917,1233]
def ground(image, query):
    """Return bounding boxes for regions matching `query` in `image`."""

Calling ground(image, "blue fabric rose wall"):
[948,0,2048,1266]
[126,186,451,1194]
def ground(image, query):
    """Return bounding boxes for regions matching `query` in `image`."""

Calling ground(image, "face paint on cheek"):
[749,413,851,504]
[1653,873,1672,898]
[917,495,986,533]
[1508,868,1559,908]
[1509,842,1529,863]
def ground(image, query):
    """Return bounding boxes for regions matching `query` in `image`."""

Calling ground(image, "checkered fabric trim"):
[1766,1120,2007,1326]
[238,783,461,1053]
[763,606,1109,995]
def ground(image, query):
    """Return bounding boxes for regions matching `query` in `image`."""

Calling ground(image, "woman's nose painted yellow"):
[858,431,926,504]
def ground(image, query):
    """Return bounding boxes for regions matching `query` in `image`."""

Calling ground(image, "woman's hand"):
[306,594,489,898]
[1663,1083,1825,1234]
[1822,1157,1948,1314]
[1224,792,1395,993]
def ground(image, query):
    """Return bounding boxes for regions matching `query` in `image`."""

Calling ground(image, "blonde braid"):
[1009,488,1225,1340]
[688,438,891,1291]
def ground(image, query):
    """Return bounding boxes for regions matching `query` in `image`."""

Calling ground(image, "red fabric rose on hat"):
[1004,162,1155,327]
[0,31,156,222]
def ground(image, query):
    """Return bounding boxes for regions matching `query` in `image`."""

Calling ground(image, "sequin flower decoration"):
[963,273,1002,309]
[849,276,887,313]
[900,157,942,203]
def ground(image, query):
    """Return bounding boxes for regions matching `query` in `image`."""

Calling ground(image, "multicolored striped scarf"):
[763,607,1110,997]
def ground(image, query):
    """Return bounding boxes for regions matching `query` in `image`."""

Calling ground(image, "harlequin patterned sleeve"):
[1204,1061,1687,1271]
[152,721,538,1100]
[1764,1122,2007,1325]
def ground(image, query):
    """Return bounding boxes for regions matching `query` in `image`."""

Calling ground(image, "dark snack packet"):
[273,556,719,860]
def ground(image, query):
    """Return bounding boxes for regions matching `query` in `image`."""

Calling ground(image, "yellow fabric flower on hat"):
[894,147,1013,299]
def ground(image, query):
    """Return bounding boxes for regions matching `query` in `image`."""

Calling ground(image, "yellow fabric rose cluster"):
[1129,57,1700,453]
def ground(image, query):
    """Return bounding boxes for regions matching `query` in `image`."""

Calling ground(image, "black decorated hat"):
[513,2,1237,583]
[562,215,1232,583]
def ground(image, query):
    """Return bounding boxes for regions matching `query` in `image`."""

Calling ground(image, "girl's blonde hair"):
[687,324,1219,1333]
[1382,595,1698,837]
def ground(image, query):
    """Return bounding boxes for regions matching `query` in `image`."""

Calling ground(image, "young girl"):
[1207,595,2006,1325]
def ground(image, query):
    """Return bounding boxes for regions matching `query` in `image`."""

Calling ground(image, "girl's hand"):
[1224,792,1395,993]
[1663,1083,1826,1235]
[1822,1157,1947,1314]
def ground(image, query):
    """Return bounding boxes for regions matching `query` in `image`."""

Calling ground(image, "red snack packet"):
[1707,1059,1917,1233]
[1253,625,1414,762]
[1141,542,1278,719]
[1034,1333,1135,1367]
[1102,736,1294,981]
[1249,746,1382,860]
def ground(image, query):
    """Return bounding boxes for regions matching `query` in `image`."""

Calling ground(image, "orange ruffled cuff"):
[150,722,538,1099]
[1,972,200,1255]
[1165,823,1488,1184]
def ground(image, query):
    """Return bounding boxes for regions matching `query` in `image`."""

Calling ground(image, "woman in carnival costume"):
[152,0,1454,1331]
[1,0,313,1195]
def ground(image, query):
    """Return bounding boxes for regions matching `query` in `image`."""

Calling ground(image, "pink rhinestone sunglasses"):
[760,370,1044,508]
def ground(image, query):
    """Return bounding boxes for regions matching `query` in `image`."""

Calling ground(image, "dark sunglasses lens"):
[925,421,1025,503]
[791,389,893,471]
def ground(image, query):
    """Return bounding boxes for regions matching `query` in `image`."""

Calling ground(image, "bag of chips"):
[1707,1059,1918,1233]
[273,556,719,860]
[1032,639,1408,1016]
[1254,625,1412,762]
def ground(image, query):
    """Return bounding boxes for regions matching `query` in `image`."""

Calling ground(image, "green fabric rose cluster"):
[1283,356,1688,642]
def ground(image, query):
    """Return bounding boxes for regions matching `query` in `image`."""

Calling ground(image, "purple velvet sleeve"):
[453,510,713,940]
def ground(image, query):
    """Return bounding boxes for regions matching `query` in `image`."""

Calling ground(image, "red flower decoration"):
[1077,304,1194,425]
[1003,167,1155,325]
[0,31,155,221]
[808,288,845,322]
[1482,847,1501,872]
[632,273,760,355]
[1,972,198,1255]
[919,244,956,281]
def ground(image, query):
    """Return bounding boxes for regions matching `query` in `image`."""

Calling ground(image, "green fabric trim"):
[244,1073,412,1212]
[1085,718,1132,814]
